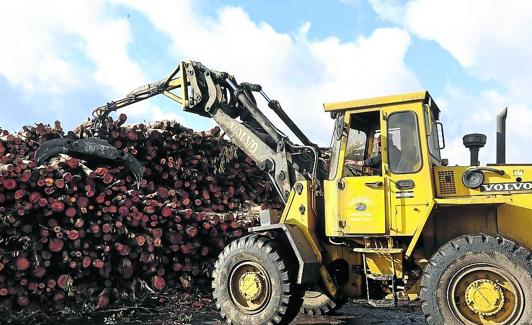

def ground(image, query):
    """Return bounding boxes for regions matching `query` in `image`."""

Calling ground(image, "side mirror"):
[334,114,345,140]
[424,104,433,136]
[436,122,446,149]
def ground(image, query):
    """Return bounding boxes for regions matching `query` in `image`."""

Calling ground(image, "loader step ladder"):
[353,247,402,308]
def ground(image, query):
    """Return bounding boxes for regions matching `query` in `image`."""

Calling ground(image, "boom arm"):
[49,61,320,202]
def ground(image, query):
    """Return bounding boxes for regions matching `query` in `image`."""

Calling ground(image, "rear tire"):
[420,234,532,325]
[212,235,302,325]
[300,290,345,315]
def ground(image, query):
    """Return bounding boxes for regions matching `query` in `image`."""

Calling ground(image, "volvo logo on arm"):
[227,121,259,154]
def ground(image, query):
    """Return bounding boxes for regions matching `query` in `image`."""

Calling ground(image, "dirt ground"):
[192,300,426,325]
[4,294,425,324]
[63,298,426,324]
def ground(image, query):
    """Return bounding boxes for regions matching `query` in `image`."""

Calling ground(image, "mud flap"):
[249,223,320,284]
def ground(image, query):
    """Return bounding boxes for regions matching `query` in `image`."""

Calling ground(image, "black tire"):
[300,290,345,315]
[420,234,532,325]
[212,235,302,325]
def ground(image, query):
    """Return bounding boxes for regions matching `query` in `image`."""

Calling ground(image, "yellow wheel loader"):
[37,61,531,324]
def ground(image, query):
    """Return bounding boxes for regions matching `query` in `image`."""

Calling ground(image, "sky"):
[1,0,532,165]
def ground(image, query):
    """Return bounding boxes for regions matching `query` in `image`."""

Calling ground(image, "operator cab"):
[323,91,445,237]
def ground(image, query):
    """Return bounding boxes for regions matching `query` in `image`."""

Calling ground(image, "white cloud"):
[112,0,420,145]
[0,3,77,93]
[434,85,532,164]
[369,0,532,164]
[339,0,364,7]
[369,0,532,99]
[442,137,470,166]
[0,1,144,95]
[369,0,532,98]
[1,0,421,148]
[367,0,405,24]
[0,1,167,130]
[400,1,532,99]
[436,86,505,164]
[120,102,184,124]
[307,28,418,100]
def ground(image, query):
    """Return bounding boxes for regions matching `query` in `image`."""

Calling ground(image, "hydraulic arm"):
[36,61,321,202]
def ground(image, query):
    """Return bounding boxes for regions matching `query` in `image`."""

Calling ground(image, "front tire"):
[420,234,532,325]
[212,235,302,325]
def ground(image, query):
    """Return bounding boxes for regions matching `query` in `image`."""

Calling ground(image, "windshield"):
[387,111,422,174]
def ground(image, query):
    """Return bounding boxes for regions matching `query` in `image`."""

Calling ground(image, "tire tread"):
[420,233,531,325]
[212,234,301,325]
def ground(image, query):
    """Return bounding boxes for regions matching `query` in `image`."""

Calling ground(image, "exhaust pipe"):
[496,107,508,164]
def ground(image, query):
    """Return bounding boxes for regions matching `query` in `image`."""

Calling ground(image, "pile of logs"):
[0,115,279,311]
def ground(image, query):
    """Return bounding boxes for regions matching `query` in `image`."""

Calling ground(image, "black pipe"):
[225,79,284,146]
[234,81,317,148]
[463,133,486,166]
[255,88,316,147]
[267,99,317,147]
[496,107,507,164]
[470,148,480,166]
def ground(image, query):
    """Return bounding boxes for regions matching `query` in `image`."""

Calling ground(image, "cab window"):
[344,111,381,176]
[387,111,422,174]
[346,129,367,163]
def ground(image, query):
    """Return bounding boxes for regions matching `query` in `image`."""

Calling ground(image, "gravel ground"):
[193,300,426,325]
[65,299,426,325]
[3,293,426,324]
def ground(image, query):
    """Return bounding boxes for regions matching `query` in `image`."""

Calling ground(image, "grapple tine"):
[36,137,143,186]
[70,138,121,160]
[119,152,143,186]
[34,137,75,165]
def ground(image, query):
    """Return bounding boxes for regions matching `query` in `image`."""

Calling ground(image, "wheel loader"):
[36,61,532,324]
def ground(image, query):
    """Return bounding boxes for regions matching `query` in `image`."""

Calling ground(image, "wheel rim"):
[447,263,525,324]
[229,261,272,314]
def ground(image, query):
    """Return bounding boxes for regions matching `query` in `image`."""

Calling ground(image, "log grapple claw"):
[35,137,143,183]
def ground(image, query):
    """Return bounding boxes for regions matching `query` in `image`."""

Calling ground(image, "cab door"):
[337,110,387,235]
[339,175,386,234]
[382,107,434,235]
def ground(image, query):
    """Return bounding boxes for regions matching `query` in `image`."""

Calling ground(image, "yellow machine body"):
[280,180,323,262]
[432,165,532,249]
[277,90,531,300]
[319,91,531,251]
[49,60,530,323]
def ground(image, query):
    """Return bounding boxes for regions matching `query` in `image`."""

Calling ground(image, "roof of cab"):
[323,90,438,112]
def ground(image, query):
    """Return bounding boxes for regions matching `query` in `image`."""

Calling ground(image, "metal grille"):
[438,170,456,195]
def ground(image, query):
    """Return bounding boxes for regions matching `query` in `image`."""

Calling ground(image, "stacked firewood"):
[0,115,279,311]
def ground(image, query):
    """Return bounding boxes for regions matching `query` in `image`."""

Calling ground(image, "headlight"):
[462,169,484,189]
